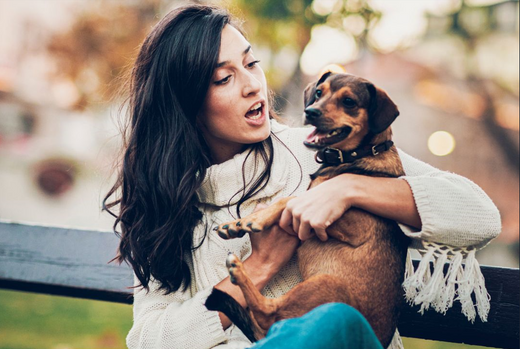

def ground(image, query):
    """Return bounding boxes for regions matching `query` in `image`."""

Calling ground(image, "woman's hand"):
[279,176,353,241]
[278,174,422,241]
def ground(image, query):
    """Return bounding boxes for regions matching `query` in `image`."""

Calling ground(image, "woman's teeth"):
[246,103,263,119]
[250,102,262,111]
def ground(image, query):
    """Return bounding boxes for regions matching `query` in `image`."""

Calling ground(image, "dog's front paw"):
[215,220,247,240]
[226,253,245,285]
[214,218,263,240]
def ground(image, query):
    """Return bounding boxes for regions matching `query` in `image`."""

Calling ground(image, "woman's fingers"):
[299,216,329,241]
[313,226,329,242]
[279,206,295,235]
[298,219,311,241]
[280,206,321,241]
[292,215,300,237]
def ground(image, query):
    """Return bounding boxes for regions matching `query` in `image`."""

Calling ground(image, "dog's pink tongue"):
[306,127,319,143]
[306,127,329,144]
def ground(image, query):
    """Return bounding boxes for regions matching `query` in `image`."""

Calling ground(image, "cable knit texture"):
[126,120,501,349]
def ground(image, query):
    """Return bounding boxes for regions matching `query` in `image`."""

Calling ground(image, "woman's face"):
[199,25,270,164]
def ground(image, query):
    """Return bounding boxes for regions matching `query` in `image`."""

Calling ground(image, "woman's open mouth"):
[245,102,264,120]
[304,126,352,148]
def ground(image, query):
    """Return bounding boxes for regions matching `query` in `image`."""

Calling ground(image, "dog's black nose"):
[305,108,322,120]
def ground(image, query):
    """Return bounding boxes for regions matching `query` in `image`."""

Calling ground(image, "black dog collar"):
[315,141,394,165]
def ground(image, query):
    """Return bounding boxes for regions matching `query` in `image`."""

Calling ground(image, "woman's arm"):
[396,149,501,247]
[279,148,501,247]
[279,174,421,241]
[127,278,230,349]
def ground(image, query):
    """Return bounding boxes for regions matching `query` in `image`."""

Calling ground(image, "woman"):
[104,4,501,349]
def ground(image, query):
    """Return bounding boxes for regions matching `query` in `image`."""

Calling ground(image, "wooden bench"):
[0,221,518,348]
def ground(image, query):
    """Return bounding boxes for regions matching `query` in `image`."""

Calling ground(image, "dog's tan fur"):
[216,73,409,348]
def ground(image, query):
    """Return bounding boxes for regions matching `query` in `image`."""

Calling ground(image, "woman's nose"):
[242,71,262,97]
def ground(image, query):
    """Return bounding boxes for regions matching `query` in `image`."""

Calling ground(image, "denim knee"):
[251,302,382,349]
[315,303,380,347]
[314,302,367,328]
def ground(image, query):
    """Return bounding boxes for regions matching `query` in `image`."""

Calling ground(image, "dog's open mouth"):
[304,126,352,148]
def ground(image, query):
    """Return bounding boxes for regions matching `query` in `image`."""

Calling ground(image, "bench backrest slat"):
[0,222,518,348]
[399,262,519,348]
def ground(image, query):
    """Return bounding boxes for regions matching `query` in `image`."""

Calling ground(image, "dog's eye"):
[342,98,356,108]
[315,90,322,100]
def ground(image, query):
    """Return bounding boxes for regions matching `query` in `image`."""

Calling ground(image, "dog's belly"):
[296,218,408,347]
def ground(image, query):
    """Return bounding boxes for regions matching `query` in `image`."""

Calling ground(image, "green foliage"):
[0,290,132,349]
[402,337,490,349]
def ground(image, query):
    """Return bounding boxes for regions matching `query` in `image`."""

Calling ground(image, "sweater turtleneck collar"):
[196,120,291,208]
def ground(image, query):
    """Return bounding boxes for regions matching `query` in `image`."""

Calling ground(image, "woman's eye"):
[315,90,322,100]
[342,98,356,108]
[246,60,261,69]
[215,75,231,85]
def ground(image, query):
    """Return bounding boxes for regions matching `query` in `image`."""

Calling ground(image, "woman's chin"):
[255,123,272,142]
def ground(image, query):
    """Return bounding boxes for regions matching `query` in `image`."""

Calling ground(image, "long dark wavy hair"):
[103,4,282,294]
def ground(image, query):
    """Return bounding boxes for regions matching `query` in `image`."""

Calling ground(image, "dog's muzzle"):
[304,108,322,121]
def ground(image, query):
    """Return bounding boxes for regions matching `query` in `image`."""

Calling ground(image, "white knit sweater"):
[126,120,501,349]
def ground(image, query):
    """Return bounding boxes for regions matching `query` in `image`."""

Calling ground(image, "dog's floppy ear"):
[366,83,399,134]
[303,71,334,108]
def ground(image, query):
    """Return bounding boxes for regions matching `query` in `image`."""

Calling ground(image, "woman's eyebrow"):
[216,45,252,68]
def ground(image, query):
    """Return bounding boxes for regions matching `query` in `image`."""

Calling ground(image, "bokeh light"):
[300,25,358,76]
[428,131,456,156]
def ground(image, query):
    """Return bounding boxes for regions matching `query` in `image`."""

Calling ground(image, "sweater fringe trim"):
[402,242,490,323]
[387,329,404,349]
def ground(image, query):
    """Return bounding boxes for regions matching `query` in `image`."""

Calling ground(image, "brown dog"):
[206,72,410,348]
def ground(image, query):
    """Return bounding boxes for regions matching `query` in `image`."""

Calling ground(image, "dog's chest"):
[296,238,352,279]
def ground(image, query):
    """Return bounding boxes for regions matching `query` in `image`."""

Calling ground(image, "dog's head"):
[303,72,399,150]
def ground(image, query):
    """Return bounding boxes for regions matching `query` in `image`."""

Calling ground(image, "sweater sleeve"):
[397,148,502,324]
[126,277,232,349]
[397,148,501,247]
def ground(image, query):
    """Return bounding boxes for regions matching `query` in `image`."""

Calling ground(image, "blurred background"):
[0,0,518,348]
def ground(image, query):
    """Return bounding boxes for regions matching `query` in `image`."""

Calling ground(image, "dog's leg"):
[228,252,360,330]
[274,274,358,320]
[226,254,359,333]
[217,197,294,239]
[226,253,282,332]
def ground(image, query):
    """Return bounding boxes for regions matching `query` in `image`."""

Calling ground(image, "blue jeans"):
[249,303,383,349]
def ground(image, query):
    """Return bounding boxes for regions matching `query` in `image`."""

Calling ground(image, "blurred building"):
[0,1,119,230]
